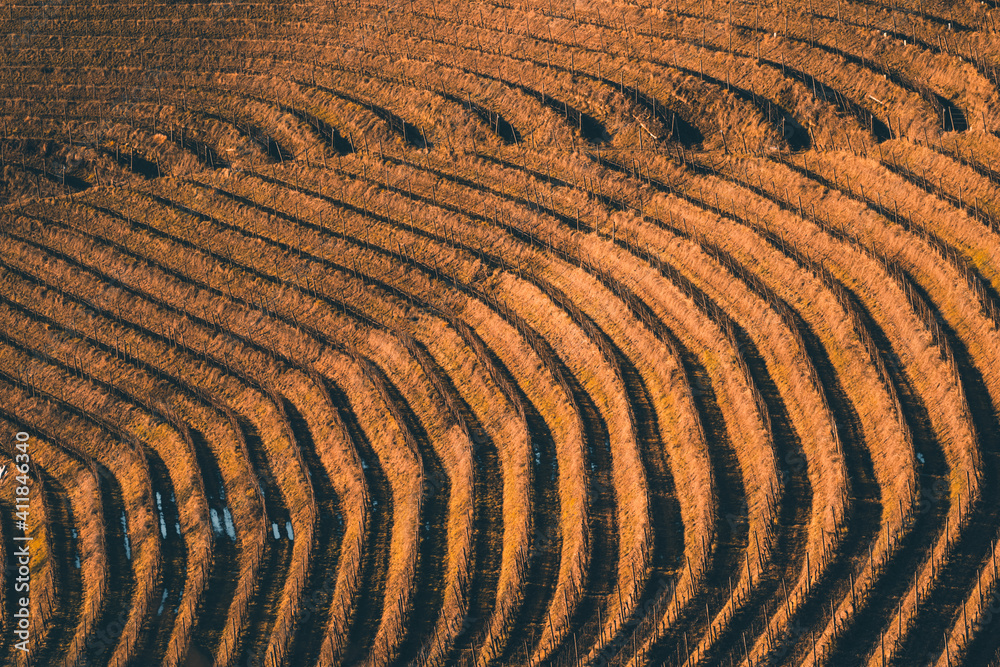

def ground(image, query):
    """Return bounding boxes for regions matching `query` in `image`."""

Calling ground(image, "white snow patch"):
[157,589,169,616]
[223,507,236,540]
[157,492,168,538]
[121,512,132,559]
[210,508,222,535]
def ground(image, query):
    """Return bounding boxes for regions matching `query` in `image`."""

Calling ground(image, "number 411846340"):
[14,433,30,526]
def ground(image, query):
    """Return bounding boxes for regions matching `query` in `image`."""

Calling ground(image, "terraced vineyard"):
[4,0,1000,665]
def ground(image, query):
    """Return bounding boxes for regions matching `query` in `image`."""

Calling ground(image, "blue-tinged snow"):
[157,589,169,616]
[223,507,236,540]
[121,512,132,560]
[210,508,222,535]
[156,491,168,538]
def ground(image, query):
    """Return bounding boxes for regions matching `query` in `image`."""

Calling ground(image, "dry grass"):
[7,1,1000,664]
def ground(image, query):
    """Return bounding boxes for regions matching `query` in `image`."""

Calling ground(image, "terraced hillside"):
[3,0,1000,665]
